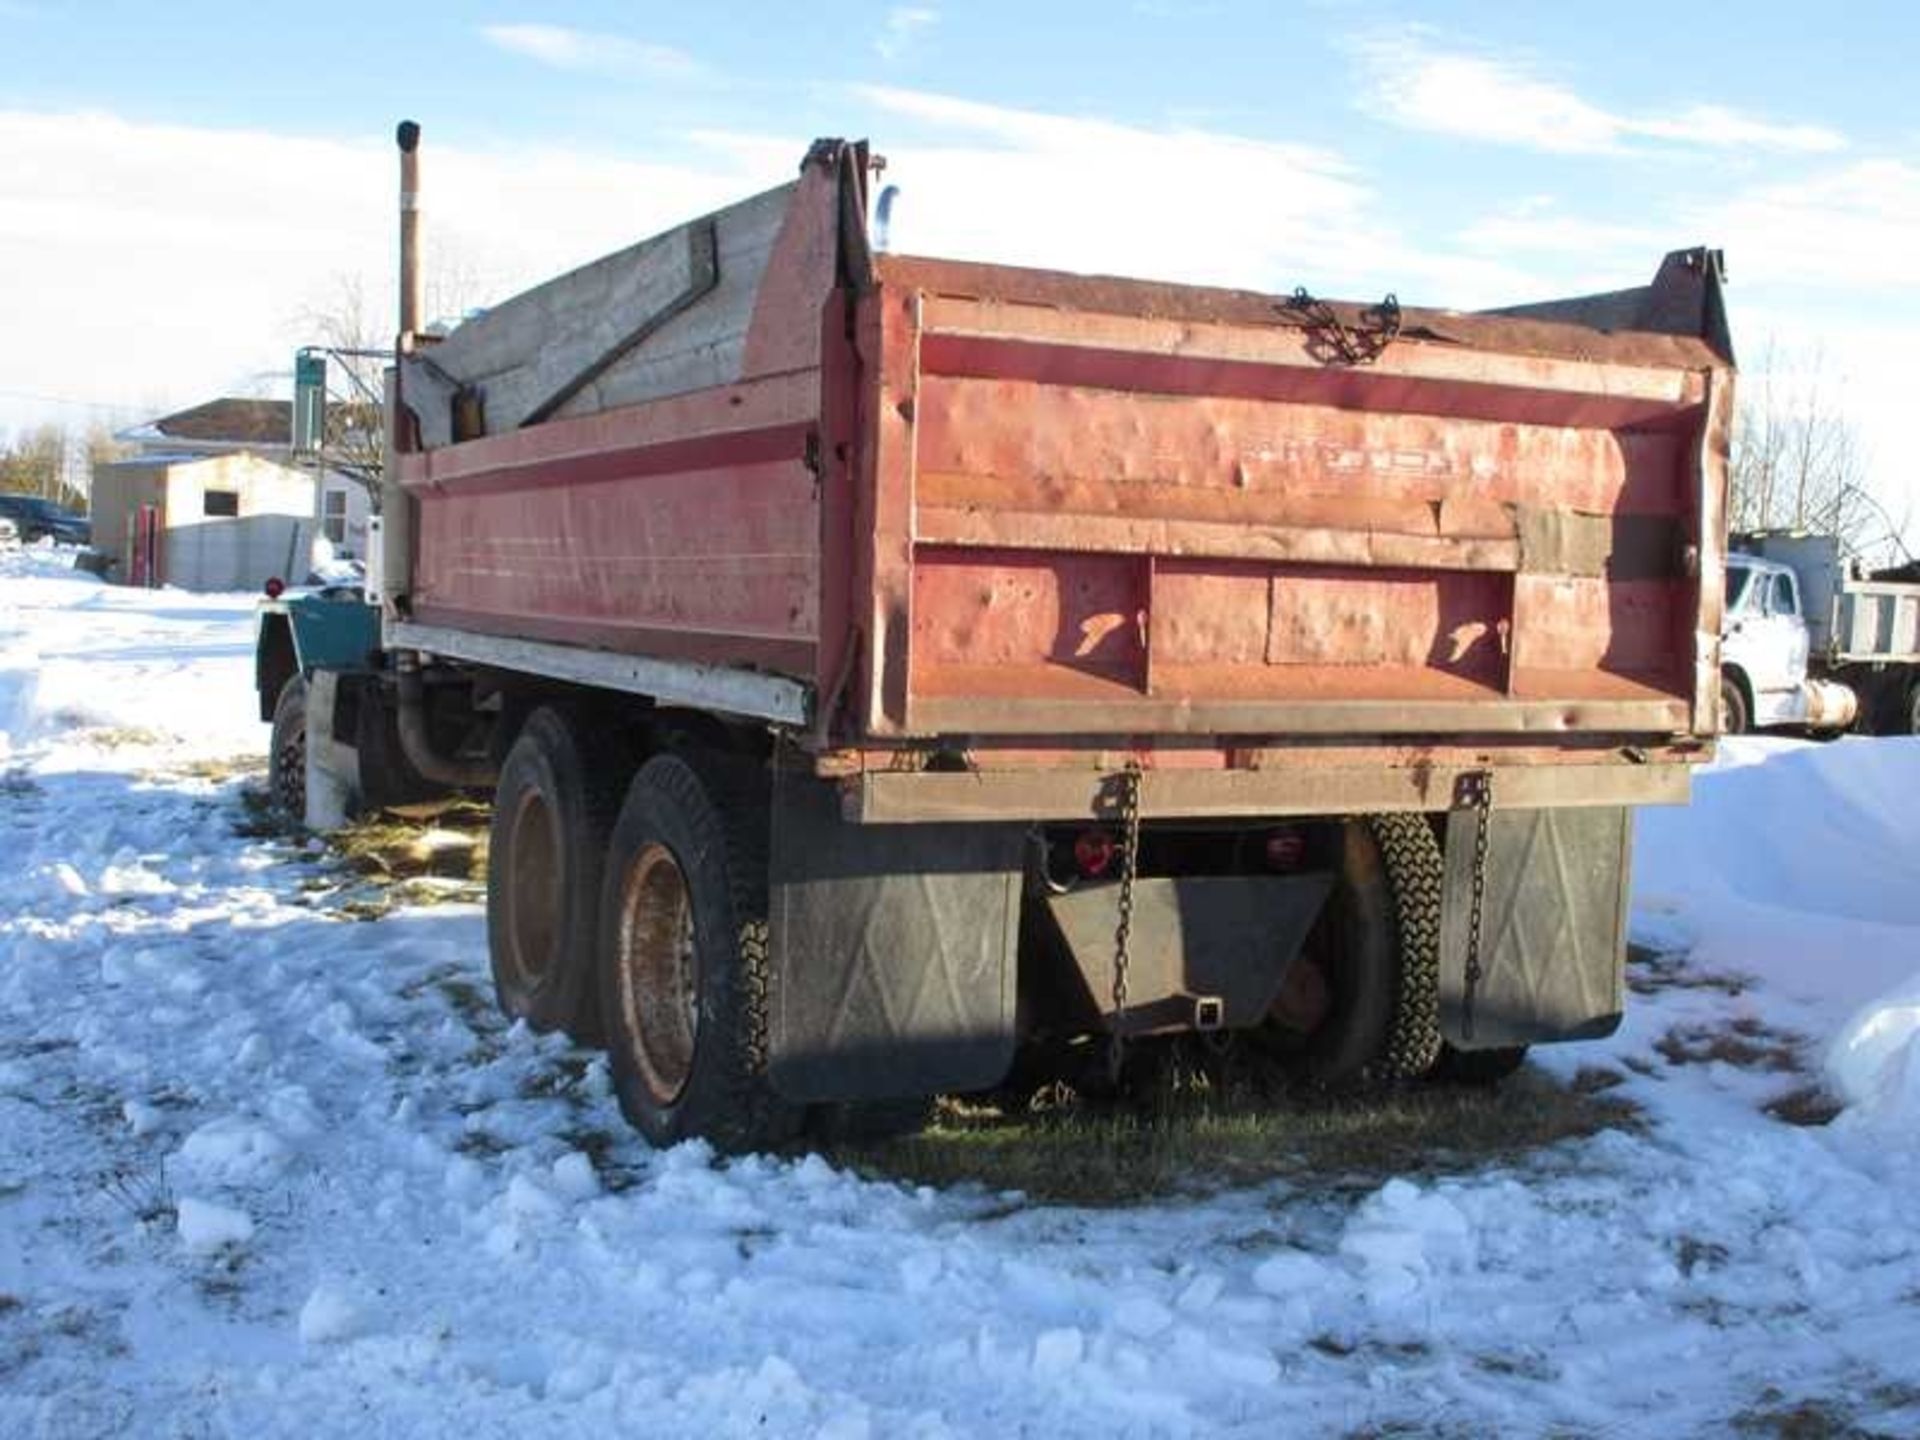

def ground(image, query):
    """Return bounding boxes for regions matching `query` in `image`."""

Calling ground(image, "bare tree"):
[288,255,498,509]
[1728,341,1901,562]
[291,274,390,502]
[0,421,121,509]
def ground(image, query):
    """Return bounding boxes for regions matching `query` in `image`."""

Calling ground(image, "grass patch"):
[306,801,493,917]
[1655,1017,1807,1074]
[824,1059,1643,1206]
[97,1165,175,1229]
[332,802,490,882]
[84,725,170,749]
[157,755,265,784]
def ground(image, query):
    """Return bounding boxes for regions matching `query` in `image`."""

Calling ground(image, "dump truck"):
[1723,532,1920,734]
[255,122,1734,1149]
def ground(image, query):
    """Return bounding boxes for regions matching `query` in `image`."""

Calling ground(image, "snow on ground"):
[2,562,1918,1438]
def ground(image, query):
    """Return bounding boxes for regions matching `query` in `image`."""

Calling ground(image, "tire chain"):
[1368,812,1445,1080]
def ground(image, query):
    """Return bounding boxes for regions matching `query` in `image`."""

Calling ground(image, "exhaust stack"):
[396,119,422,344]
[382,120,423,620]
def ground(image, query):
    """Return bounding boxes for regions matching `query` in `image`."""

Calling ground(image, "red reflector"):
[1073,828,1117,878]
[263,576,286,599]
[1264,830,1306,870]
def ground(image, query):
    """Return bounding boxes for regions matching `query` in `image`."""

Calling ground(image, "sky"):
[1,2,1916,535]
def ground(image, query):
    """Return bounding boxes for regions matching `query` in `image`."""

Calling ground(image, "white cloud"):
[480,23,702,79]
[0,110,772,435]
[1351,28,1845,157]
[851,85,1537,305]
[875,7,938,62]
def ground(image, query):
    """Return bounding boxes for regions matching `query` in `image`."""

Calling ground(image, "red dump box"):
[365,137,1732,1141]
[389,142,1727,818]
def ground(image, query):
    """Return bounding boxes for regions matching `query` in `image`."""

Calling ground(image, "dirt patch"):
[1764,1084,1845,1128]
[1655,1016,1807,1074]
[1629,945,1752,998]
[1732,1388,1879,1438]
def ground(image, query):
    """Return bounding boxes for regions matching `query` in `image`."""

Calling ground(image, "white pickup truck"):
[1721,534,1920,734]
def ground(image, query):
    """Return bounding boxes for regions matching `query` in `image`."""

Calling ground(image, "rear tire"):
[599,753,801,1152]
[1720,673,1750,735]
[1265,814,1443,1087]
[486,707,623,1042]
[267,675,308,825]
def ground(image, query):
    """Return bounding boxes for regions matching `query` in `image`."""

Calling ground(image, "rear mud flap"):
[1439,805,1631,1050]
[768,777,1023,1103]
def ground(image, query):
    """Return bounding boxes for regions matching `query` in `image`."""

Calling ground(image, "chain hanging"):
[1106,760,1144,1086]
[1461,769,1494,1041]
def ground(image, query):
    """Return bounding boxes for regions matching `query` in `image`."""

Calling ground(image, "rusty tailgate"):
[853,254,1729,742]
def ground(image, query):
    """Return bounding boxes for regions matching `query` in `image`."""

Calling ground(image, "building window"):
[322,488,348,545]
[203,489,240,517]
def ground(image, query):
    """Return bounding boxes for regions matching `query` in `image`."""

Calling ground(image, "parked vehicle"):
[0,493,90,546]
[1725,533,1920,734]
[255,122,1735,1149]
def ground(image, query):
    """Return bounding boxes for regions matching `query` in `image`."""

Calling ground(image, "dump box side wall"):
[391,155,854,688]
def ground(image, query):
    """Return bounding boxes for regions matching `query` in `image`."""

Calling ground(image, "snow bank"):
[1635,736,1920,1130]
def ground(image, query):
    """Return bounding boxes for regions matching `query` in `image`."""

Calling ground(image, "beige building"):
[99,397,373,591]
[90,451,318,593]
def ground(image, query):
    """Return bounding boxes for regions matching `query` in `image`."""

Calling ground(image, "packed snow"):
[2,549,1918,1437]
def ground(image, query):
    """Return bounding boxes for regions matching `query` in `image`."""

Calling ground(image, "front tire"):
[1720,673,1751,735]
[486,707,623,1042]
[599,753,800,1152]
[267,675,308,825]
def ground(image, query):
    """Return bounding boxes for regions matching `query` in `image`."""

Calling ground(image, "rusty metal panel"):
[910,548,1145,683]
[1511,576,1691,681]
[409,448,821,674]
[768,776,1021,1102]
[1438,805,1632,1049]
[914,376,1685,518]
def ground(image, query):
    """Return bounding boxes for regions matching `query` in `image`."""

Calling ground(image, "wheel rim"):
[502,788,562,990]
[273,725,305,817]
[617,841,699,1107]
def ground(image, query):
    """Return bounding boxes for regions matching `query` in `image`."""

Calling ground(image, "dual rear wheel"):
[486,715,797,1151]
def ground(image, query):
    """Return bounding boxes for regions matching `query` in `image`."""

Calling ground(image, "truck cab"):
[1721,552,1855,733]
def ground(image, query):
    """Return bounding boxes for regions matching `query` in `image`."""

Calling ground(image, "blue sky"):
[2,2,1916,525]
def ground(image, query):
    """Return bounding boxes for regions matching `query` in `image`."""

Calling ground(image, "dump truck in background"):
[1722,532,1920,734]
[255,122,1735,1150]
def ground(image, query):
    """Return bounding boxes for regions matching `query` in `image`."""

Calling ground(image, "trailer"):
[1727,532,1919,733]
[259,123,1735,1150]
